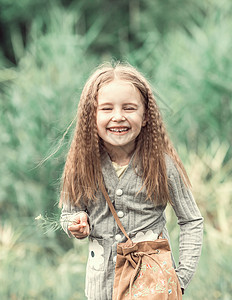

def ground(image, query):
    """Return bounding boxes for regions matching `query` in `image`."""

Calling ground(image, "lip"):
[107,127,130,134]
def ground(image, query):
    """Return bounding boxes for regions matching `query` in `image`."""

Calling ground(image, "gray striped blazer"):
[60,151,203,300]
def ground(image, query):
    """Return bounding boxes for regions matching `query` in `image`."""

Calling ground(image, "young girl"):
[60,63,203,299]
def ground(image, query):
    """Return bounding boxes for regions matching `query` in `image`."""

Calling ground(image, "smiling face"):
[96,80,146,156]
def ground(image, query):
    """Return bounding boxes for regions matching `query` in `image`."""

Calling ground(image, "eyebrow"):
[98,102,139,106]
[98,102,113,106]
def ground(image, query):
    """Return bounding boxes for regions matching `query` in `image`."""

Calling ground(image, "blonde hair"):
[59,63,191,207]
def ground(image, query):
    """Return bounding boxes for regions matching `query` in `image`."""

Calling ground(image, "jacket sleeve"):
[60,201,90,238]
[167,157,204,290]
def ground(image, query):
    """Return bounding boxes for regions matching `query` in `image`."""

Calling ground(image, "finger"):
[71,215,81,225]
[80,213,88,226]
[68,228,82,235]
[68,224,82,231]
[82,227,88,235]
[83,224,90,235]
[71,224,89,236]
[72,232,82,238]
[73,231,88,239]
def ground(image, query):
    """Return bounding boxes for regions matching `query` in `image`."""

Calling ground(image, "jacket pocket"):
[130,229,159,243]
[87,236,105,271]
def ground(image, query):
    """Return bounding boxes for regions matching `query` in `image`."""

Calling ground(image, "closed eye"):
[101,107,112,111]
[124,107,136,111]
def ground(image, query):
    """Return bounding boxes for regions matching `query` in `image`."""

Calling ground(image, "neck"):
[103,143,135,166]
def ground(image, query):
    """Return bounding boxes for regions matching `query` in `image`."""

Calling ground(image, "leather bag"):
[101,184,182,300]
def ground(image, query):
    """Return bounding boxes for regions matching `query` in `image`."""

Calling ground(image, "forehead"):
[97,80,142,103]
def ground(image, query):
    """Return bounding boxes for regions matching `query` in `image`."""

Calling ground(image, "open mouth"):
[107,127,130,133]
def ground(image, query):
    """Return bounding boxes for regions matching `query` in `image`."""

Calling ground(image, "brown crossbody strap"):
[100,182,132,243]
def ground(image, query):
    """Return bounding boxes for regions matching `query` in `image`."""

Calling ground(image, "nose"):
[111,109,125,122]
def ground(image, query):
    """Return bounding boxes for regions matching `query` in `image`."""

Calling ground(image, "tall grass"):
[0,221,87,300]
[1,7,95,298]
[166,140,232,299]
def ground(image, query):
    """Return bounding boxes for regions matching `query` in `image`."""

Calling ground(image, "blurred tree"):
[0,5,98,219]
[0,0,220,65]
[0,0,49,64]
[0,1,232,298]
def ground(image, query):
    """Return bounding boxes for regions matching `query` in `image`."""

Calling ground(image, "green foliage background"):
[0,0,232,299]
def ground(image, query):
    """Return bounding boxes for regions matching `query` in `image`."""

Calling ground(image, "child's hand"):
[68,212,90,239]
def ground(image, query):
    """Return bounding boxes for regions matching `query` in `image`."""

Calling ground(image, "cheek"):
[96,114,101,134]
[127,113,144,127]
[96,113,107,130]
[96,111,102,125]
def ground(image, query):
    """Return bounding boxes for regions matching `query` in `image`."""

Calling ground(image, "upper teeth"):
[109,128,128,132]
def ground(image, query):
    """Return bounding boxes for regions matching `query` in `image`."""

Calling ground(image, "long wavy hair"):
[59,63,191,207]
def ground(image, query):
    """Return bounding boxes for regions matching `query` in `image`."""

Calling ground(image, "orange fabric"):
[113,238,182,300]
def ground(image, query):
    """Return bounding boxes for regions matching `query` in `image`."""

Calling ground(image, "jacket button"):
[115,234,121,241]
[116,189,123,196]
[117,211,124,218]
